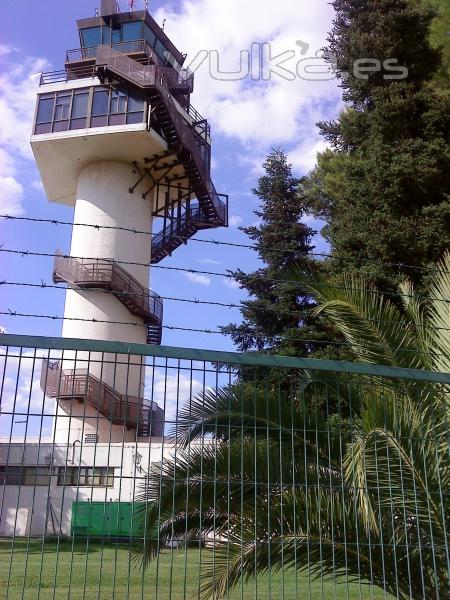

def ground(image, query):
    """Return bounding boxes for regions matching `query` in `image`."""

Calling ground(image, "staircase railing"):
[53,252,163,344]
[95,46,227,225]
[40,360,163,437]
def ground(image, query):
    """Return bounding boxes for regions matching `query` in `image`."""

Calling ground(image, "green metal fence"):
[0,334,449,599]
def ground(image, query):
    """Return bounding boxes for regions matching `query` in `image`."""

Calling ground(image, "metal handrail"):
[53,252,163,326]
[66,40,149,62]
[40,359,160,435]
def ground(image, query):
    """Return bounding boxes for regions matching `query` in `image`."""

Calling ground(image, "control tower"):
[32,0,228,444]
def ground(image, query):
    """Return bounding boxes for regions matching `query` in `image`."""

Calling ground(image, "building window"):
[155,39,168,63]
[35,86,146,134]
[110,89,127,114]
[91,88,109,127]
[35,94,55,134]
[81,27,101,48]
[57,467,115,487]
[144,26,156,48]
[127,93,145,125]
[0,466,52,486]
[122,22,143,43]
[70,89,89,130]
[53,92,71,132]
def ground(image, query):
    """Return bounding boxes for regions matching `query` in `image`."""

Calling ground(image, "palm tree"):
[136,254,450,599]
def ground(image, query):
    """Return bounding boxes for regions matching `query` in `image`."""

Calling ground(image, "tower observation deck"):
[32,0,228,443]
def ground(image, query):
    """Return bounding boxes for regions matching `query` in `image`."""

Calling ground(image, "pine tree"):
[221,150,330,356]
[301,0,450,292]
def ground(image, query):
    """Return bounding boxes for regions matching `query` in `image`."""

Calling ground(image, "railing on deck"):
[0,334,449,598]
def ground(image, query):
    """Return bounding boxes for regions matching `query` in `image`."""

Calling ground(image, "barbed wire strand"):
[2,310,450,359]
[1,247,450,306]
[3,280,450,332]
[1,214,447,275]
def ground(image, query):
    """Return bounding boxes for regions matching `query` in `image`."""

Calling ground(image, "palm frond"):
[286,264,420,369]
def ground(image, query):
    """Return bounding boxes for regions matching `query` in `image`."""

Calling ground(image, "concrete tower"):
[32,0,228,444]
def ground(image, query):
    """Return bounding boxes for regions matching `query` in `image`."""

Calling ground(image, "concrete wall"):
[54,160,157,444]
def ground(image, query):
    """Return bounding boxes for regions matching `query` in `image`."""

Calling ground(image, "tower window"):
[70,90,89,130]
[54,93,71,121]
[122,22,143,43]
[81,27,101,48]
[127,93,145,124]
[53,93,71,132]
[35,95,55,134]
[144,26,156,48]
[110,90,127,114]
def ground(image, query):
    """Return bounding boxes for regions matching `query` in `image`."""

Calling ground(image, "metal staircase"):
[53,252,163,345]
[40,360,163,437]
[94,46,227,261]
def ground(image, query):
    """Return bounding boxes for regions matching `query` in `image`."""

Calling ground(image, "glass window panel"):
[92,90,109,116]
[36,96,55,123]
[106,469,114,487]
[53,121,69,132]
[81,27,101,48]
[57,466,113,486]
[155,39,167,61]
[102,26,111,45]
[110,90,127,114]
[111,27,121,44]
[34,123,52,135]
[70,118,87,130]
[71,93,89,119]
[54,94,71,121]
[126,111,144,124]
[109,113,126,126]
[0,466,21,485]
[91,115,108,128]
[34,467,51,486]
[122,22,143,42]
[127,95,144,113]
[144,26,156,48]
[57,468,65,486]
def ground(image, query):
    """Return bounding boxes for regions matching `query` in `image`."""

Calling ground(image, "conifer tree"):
[221,149,330,356]
[301,0,450,292]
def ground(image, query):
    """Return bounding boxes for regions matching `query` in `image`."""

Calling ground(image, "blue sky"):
[0,0,342,352]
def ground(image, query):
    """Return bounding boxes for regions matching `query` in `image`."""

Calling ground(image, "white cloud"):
[197,258,223,266]
[149,370,205,425]
[2,353,56,418]
[183,272,211,286]
[0,47,49,216]
[288,138,331,175]
[228,215,243,227]
[0,175,25,216]
[223,278,240,290]
[156,0,341,160]
[31,179,45,193]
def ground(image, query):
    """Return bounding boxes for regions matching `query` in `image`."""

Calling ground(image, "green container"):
[71,501,147,538]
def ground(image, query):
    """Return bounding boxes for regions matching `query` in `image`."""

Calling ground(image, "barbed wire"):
[1,247,450,306]
[1,214,447,275]
[3,280,450,331]
[2,310,450,358]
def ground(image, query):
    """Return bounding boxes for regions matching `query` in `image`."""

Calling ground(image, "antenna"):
[128,0,135,10]
[145,0,148,10]
[162,18,166,30]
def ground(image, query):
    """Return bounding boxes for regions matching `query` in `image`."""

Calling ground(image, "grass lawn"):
[0,539,393,600]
